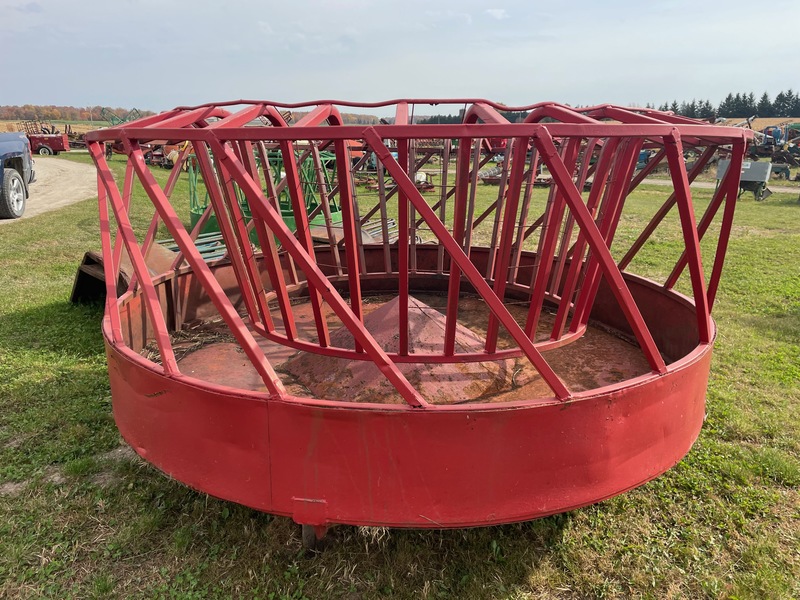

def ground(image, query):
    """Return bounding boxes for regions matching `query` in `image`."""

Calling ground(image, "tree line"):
[416,91,800,125]
[0,105,154,123]
[0,105,386,126]
[654,90,800,119]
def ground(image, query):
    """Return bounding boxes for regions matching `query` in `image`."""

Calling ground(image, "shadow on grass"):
[739,305,800,344]
[102,460,575,599]
[0,298,104,358]
[0,299,117,480]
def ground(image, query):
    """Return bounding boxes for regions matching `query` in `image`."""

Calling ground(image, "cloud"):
[14,2,42,12]
[485,8,508,20]
[424,10,473,26]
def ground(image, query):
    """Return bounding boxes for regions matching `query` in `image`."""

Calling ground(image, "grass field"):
[0,153,798,599]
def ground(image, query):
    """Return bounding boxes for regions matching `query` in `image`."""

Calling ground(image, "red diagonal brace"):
[207,136,428,408]
[531,130,667,374]
[123,141,286,397]
[663,130,711,344]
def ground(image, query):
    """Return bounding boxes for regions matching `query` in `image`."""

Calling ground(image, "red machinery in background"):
[18,120,70,155]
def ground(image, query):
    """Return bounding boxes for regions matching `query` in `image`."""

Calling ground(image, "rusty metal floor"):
[176,294,652,404]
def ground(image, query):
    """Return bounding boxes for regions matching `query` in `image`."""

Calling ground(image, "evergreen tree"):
[757,92,773,117]
[718,93,735,116]
[774,91,789,116]
[670,100,680,113]
[745,92,757,115]
[791,92,800,116]
[732,93,744,115]
[784,90,797,116]
[698,100,716,120]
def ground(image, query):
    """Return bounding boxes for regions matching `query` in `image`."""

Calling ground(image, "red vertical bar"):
[376,158,392,273]
[548,138,599,299]
[396,137,410,356]
[508,148,538,284]
[408,141,418,274]
[256,141,300,287]
[112,160,135,273]
[249,141,298,339]
[280,139,330,347]
[523,138,581,338]
[334,138,364,353]
[463,139,481,254]
[437,140,451,274]
[485,143,513,278]
[395,103,410,356]
[444,138,472,356]
[485,136,529,353]
[227,142,276,331]
[310,144,343,276]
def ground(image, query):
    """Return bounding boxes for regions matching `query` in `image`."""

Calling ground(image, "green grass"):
[0,154,798,599]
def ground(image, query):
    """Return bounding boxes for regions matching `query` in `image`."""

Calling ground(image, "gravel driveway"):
[0,155,97,224]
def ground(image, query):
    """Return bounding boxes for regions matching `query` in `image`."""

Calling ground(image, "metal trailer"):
[18,121,70,155]
[85,100,751,547]
[717,159,772,201]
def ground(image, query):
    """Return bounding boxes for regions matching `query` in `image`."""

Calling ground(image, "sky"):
[1,0,798,116]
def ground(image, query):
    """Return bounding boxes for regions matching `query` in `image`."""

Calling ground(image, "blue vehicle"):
[636,149,653,170]
[0,132,36,219]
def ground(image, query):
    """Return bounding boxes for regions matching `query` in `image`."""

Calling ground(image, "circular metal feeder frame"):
[85,99,751,536]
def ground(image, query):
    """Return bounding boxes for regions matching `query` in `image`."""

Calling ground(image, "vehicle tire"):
[0,168,26,219]
[37,145,53,156]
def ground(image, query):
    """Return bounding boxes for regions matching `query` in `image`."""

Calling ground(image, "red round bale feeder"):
[85,99,751,539]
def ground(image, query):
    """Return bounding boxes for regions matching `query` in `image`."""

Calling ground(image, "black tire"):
[0,168,26,219]
[37,145,53,156]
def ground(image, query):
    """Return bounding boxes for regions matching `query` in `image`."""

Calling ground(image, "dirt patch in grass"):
[0,480,26,497]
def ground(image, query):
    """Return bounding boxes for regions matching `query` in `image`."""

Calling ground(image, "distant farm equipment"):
[100,107,143,127]
[717,159,773,201]
[102,108,146,157]
[17,120,70,155]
